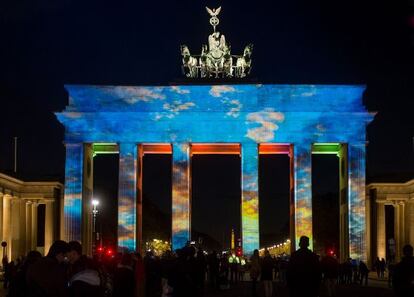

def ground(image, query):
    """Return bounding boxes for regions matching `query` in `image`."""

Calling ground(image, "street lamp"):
[92,199,99,253]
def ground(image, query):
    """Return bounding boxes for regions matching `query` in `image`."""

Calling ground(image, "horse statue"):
[199,44,209,78]
[235,44,253,78]
[223,44,233,77]
[180,6,253,79]
[181,45,198,78]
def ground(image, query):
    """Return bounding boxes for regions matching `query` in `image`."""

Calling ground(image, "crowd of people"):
[1,236,413,297]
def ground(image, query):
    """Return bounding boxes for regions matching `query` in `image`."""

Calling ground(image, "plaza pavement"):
[0,273,395,297]
[203,273,394,297]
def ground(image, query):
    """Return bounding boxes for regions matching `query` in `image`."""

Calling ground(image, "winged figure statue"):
[180,6,253,78]
[205,6,221,17]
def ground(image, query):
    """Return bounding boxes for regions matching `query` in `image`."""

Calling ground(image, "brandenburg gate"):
[56,83,373,261]
[56,6,373,261]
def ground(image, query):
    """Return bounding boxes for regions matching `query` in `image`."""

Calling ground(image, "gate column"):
[172,143,191,250]
[293,143,313,250]
[63,143,83,242]
[241,143,259,255]
[339,144,349,262]
[118,143,138,252]
[348,143,367,261]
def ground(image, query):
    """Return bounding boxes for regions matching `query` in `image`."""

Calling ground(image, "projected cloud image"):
[58,84,372,258]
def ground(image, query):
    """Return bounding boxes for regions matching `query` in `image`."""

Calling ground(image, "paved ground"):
[0,274,395,297]
[203,281,394,297]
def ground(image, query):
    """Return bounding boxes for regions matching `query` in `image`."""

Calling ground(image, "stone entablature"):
[0,173,63,260]
[367,180,414,201]
[367,179,414,264]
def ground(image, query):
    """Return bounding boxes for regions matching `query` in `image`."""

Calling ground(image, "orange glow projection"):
[191,143,240,155]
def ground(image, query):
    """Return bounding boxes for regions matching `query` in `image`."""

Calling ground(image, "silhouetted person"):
[278,257,288,284]
[207,251,219,288]
[261,250,274,297]
[216,254,228,289]
[170,248,194,297]
[144,251,161,297]
[358,261,369,286]
[134,252,146,297]
[26,240,70,297]
[7,251,42,297]
[287,236,321,297]
[344,258,353,284]
[67,241,83,279]
[66,241,103,297]
[4,260,16,289]
[320,253,338,296]
[238,257,247,282]
[380,258,386,279]
[194,250,207,295]
[388,260,396,288]
[68,257,103,297]
[229,253,239,284]
[249,249,260,297]
[113,253,135,297]
[392,244,414,297]
[160,250,174,297]
[374,257,381,278]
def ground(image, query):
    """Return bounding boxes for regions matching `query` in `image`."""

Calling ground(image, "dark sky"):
[1,1,414,247]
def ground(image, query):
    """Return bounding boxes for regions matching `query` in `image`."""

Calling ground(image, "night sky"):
[1,1,413,248]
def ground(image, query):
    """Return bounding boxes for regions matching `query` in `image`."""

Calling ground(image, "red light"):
[106,248,113,256]
[236,247,242,257]
[97,247,103,252]
[329,249,334,255]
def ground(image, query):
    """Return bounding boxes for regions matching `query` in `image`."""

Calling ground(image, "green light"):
[312,143,341,156]
[93,143,119,156]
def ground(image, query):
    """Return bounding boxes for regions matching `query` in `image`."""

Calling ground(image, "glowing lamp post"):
[92,199,99,253]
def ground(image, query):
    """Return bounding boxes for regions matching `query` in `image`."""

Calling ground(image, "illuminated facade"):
[367,179,414,265]
[56,84,373,259]
[0,173,63,260]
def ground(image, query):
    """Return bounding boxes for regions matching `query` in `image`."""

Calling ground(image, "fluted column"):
[26,201,32,253]
[81,144,93,256]
[172,143,191,250]
[44,201,54,254]
[137,146,144,253]
[348,143,367,261]
[118,143,138,252]
[400,202,405,254]
[406,200,414,247]
[18,199,26,257]
[31,202,38,250]
[10,198,22,260]
[376,202,386,259]
[241,143,259,255]
[394,203,400,260]
[293,144,313,250]
[2,195,12,258]
[0,193,3,242]
[339,144,349,262]
[63,143,83,242]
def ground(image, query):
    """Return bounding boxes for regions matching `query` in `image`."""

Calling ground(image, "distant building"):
[0,172,63,260]
[367,179,414,265]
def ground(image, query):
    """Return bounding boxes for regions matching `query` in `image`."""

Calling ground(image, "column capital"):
[293,142,312,149]
[348,142,367,148]
[64,142,83,148]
